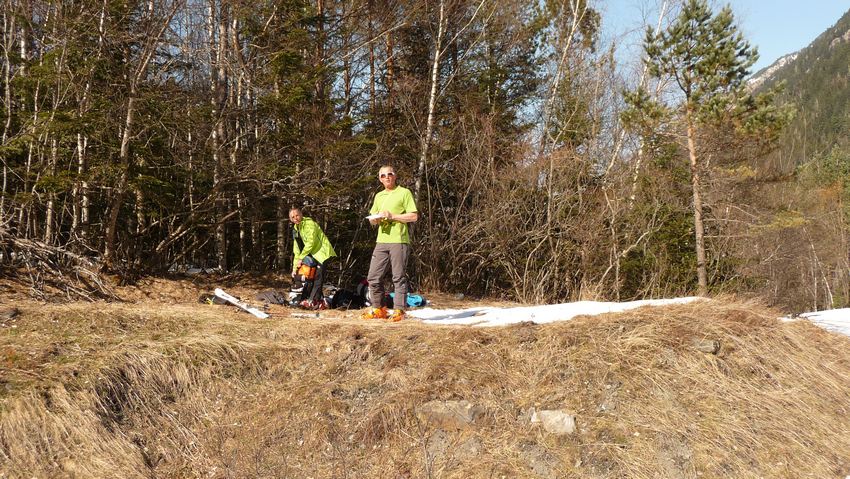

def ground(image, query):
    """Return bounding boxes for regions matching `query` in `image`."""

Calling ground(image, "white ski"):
[214,288,270,319]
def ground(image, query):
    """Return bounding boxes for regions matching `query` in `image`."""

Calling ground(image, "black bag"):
[330,289,367,309]
[255,290,289,305]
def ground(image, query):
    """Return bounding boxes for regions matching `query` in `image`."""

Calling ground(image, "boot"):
[361,307,388,320]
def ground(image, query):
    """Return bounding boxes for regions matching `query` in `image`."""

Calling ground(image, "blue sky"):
[600,1,850,74]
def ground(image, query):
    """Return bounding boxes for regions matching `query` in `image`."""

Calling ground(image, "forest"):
[1,0,848,312]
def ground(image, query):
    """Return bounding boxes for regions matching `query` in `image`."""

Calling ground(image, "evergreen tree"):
[626,0,789,295]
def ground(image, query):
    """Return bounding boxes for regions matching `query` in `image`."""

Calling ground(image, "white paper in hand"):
[366,213,384,220]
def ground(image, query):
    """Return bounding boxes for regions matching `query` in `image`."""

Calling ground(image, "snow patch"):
[798,309,850,337]
[409,296,850,339]
[748,52,799,90]
[409,297,702,327]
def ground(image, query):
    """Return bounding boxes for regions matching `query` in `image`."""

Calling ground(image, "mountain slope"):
[753,8,850,164]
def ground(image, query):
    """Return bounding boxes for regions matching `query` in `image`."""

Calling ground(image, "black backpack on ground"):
[330,289,367,309]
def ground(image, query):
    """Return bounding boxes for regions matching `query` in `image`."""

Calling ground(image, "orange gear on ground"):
[360,307,388,320]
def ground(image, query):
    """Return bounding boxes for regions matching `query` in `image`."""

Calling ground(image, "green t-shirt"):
[370,186,418,244]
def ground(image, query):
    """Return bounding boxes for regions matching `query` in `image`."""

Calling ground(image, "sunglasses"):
[380,172,395,178]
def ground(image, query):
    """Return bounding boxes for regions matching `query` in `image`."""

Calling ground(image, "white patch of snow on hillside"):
[409,297,702,327]
[748,52,799,90]
[408,296,850,338]
[798,309,850,337]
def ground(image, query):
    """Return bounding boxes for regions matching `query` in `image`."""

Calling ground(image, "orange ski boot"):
[361,306,388,320]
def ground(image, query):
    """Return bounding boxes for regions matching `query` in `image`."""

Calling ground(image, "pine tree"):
[626,0,789,295]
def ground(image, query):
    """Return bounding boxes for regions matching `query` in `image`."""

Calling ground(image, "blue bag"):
[389,293,427,308]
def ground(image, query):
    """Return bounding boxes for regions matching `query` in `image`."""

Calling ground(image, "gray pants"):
[367,243,410,310]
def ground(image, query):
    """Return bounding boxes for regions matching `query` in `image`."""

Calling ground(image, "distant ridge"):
[747,52,798,90]
[751,8,850,163]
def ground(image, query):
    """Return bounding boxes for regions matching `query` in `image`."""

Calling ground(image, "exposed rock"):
[518,407,535,423]
[656,434,694,479]
[455,436,483,458]
[531,409,576,436]
[598,398,617,413]
[0,307,20,320]
[520,443,561,479]
[692,338,721,355]
[426,430,483,470]
[598,380,621,413]
[829,30,850,49]
[426,429,450,462]
[747,52,798,90]
[416,400,486,430]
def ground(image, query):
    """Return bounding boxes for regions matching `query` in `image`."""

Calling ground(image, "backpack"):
[388,293,427,308]
[330,289,368,309]
[406,294,427,307]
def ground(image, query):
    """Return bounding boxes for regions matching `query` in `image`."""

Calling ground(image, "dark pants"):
[302,260,327,303]
[367,243,410,310]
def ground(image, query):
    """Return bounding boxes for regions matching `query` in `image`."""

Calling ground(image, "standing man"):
[362,165,418,322]
[290,207,337,310]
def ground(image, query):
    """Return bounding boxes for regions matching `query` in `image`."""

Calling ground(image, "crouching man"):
[290,206,336,310]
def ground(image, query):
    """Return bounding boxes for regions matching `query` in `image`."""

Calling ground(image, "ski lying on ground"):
[214,288,270,319]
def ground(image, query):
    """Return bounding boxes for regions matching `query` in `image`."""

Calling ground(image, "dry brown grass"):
[1,292,850,478]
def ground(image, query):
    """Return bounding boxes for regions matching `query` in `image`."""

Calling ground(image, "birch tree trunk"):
[229,16,251,267]
[44,138,57,244]
[43,7,67,246]
[234,75,246,268]
[72,133,87,235]
[367,2,375,115]
[315,0,325,102]
[135,162,146,236]
[1,7,13,226]
[22,15,42,240]
[277,195,287,269]
[385,27,394,102]
[413,0,445,202]
[14,13,28,231]
[71,0,106,240]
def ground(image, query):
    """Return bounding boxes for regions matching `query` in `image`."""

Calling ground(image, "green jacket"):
[292,217,336,272]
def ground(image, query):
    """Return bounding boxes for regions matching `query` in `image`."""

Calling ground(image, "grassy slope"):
[1,294,849,478]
